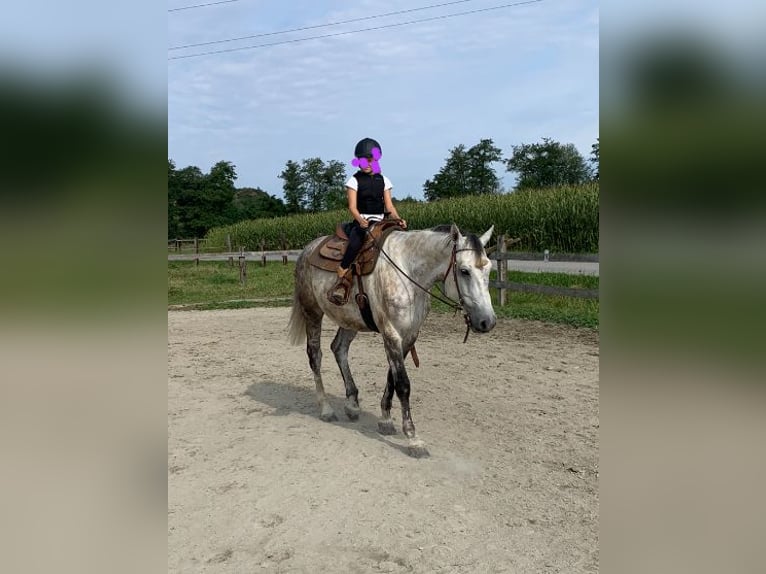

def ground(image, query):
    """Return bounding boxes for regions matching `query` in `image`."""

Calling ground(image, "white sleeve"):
[345,176,358,190]
[383,175,393,190]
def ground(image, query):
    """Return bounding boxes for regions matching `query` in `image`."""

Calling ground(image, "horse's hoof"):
[378,421,397,435]
[344,405,360,421]
[319,411,338,422]
[407,440,430,458]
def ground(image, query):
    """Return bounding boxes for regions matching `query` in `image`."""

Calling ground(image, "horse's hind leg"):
[306,314,337,422]
[330,327,360,421]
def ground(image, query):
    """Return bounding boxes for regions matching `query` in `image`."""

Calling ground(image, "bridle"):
[372,234,483,343]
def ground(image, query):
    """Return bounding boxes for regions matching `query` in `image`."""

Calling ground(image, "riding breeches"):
[340,223,367,269]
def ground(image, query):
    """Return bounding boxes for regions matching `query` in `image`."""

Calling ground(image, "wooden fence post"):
[239,249,246,285]
[194,238,199,254]
[261,240,267,267]
[497,234,507,306]
[226,234,232,253]
[281,235,287,265]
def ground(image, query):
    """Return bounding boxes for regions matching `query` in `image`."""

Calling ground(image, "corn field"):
[205,183,599,253]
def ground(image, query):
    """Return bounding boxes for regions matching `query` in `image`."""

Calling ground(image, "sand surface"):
[168,308,599,573]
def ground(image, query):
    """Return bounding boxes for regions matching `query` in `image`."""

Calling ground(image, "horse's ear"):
[450,223,461,242]
[479,225,494,247]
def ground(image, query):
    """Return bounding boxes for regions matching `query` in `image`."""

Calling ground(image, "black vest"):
[353,171,385,214]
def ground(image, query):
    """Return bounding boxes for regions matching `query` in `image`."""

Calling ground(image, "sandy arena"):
[168,308,599,573]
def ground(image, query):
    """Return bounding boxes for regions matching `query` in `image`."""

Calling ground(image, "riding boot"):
[328,266,352,305]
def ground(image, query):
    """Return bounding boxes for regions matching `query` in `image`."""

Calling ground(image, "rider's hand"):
[399,219,407,229]
[358,218,369,229]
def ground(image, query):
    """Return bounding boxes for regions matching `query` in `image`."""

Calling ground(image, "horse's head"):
[443,224,497,334]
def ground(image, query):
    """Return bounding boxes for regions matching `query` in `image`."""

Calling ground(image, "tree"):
[395,195,422,205]
[234,187,287,220]
[590,139,599,181]
[280,157,347,213]
[301,158,326,213]
[505,138,593,190]
[322,160,348,212]
[206,160,238,225]
[167,160,239,238]
[167,163,205,238]
[423,139,503,201]
[279,160,304,214]
[168,159,180,238]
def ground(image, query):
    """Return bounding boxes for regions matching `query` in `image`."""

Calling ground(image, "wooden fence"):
[168,238,210,253]
[489,234,599,302]
[168,235,599,298]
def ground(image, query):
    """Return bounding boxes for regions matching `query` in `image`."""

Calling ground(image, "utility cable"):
[169,0,543,61]
[170,0,477,50]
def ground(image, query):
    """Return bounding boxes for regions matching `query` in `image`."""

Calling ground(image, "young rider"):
[327,137,407,305]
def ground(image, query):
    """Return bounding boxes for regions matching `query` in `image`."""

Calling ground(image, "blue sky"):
[168,0,599,200]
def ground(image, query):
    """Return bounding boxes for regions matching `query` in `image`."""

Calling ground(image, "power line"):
[168,0,544,61]
[169,0,244,13]
[170,0,477,51]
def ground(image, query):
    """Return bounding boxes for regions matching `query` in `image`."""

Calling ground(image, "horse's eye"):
[460,268,470,276]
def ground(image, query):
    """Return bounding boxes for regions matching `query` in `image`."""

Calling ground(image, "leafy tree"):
[168,163,205,238]
[322,159,348,212]
[590,139,599,181]
[280,157,347,213]
[168,159,180,238]
[234,187,287,220]
[167,160,238,238]
[505,138,593,190]
[279,160,304,214]
[467,138,504,195]
[423,138,503,201]
[395,195,422,205]
[206,160,238,224]
[301,157,326,213]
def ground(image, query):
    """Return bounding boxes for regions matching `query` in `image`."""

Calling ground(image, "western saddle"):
[308,219,403,275]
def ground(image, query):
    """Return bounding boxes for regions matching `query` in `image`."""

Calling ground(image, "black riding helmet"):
[354,137,381,159]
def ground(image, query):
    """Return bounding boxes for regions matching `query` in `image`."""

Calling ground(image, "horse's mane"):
[430,224,456,234]
[430,224,485,253]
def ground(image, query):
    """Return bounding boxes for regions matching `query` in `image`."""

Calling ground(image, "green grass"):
[168,261,598,329]
[495,270,597,328]
[430,270,598,329]
[167,260,295,308]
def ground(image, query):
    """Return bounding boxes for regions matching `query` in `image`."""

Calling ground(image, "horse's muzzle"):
[467,312,497,333]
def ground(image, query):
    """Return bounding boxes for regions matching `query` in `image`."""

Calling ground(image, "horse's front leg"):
[381,334,428,457]
[378,368,396,435]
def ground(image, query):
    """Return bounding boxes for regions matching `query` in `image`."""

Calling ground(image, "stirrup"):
[327,272,353,306]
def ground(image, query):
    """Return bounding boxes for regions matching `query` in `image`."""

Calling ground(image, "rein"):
[370,232,480,343]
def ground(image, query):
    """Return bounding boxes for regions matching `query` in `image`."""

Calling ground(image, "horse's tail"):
[287,265,307,346]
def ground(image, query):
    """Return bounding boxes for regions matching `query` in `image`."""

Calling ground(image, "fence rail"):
[168,236,599,298]
[168,238,209,253]
[490,234,599,302]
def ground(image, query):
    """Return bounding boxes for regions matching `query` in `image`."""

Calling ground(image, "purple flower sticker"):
[351,146,382,174]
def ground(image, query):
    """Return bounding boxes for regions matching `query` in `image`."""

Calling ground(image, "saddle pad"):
[308,225,402,275]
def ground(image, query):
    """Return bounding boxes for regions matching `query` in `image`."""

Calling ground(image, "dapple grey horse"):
[288,224,496,456]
